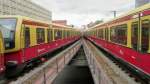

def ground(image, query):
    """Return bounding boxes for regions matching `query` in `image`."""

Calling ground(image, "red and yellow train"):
[0,15,80,77]
[85,4,150,76]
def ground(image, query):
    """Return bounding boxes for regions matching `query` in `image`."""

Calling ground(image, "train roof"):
[0,15,78,30]
[90,3,150,29]
[52,23,75,29]
[0,15,51,24]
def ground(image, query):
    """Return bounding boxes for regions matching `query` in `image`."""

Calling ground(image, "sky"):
[32,0,135,27]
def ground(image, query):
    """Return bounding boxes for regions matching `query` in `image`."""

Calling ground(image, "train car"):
[0,30,5,77]
[0,15,80,77]
[86,3,150,76]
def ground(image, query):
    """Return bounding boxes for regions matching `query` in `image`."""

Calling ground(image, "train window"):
[24,27,30,48]
[105,28,109,41]
[72,31,74,37]
[36,28,45,44]
[131,22,138,50]
[47,29,53,42]
[93,30,95,36]
[98,29,100,38]
[62,30,65,38]
[0,18,16,49]
[94,29,97,37]
[67,31,70,37]
[64,30,67,38]
[55,30,62,40]
[98,29,103,39]
[70,31,72,37]
[93,31,94,36]
[110,27,116,42]
[115,24,127,45]
[0,31,3,53]
[50,29,53,41]
[65,30,68,38]
[96,29,98,38]
[141,20,149,53]
[101,29,103,39]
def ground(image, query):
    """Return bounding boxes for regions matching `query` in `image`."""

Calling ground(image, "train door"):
[130,14,141,66]
[131,11,150,71]
[21,24,37,62]
[139,11,150,73]
[22,26,31,61]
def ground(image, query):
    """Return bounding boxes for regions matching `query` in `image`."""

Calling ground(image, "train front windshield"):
[0,18,16,49]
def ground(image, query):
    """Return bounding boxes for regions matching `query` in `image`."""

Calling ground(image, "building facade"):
[135,0,150,7]
[0,0,51,21]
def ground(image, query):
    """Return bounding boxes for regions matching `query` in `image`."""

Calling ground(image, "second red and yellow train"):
[85,3,150,76]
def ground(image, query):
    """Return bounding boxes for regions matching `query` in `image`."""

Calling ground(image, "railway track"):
[53,46,94,84]
[4,40,81,84]
[86,38,150,84]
